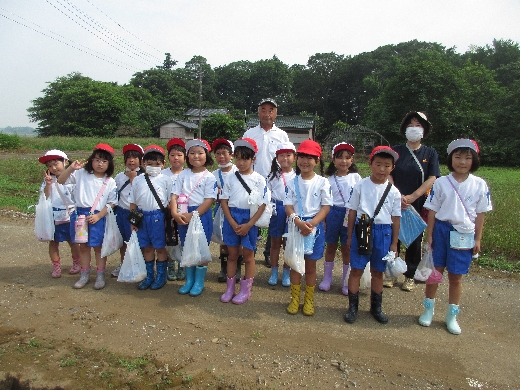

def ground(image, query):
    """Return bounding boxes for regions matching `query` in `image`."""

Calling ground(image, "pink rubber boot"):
[221,277,236,303]
[232,278,253,304]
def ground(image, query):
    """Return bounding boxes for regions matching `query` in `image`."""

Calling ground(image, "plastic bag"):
[211,206,225,245]
[385,256,408,278]
[360,262,371,289]
[101,207,124,257]
[248,188,272,228]
[180,211,212,267]
[414,243,434,281]
[284,216,305,275]
[34,191,55,242]
[117,231,146,282]
[399,206,427,247]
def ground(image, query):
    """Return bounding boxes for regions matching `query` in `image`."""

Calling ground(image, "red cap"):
[144,144,165,156]
[186,139,211,152]
[234,138,258,153]
[167,138,186,152]
[94,143,114,156]
[212,138,234,153]
[332,142,355,156]
[122,144,144,156]
[297,140,322,157]
[369,146,399,162]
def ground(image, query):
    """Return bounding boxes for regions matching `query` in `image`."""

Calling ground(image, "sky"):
[1,0,520,129]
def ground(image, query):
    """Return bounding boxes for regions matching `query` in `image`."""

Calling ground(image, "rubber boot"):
[189,266,208,296]
[286,283,301,314]
[341,264,350,295]
[150,261,168,290]
[69,257,81,274]
[232,278,253,304]
[370,290,388,324]
[167,260,177,281]
[281,268,290,287]
[138,260,155,290]
[268,266,279,286]
[51,261,61,278]
[445,304,461,335]
[302,285,316,316]
[220,277,236,303]
[318,261,334,291]
[178,266,196,294]
[344,292,359,323]
[73,269,91,289]
[235,256,243,282]
[217,255,227,283]
[94,270,106,290]
[176,262,186,281]
[418,298,435,327]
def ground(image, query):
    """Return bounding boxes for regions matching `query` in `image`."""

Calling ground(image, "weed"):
[28,338,41,348]
[252,329,264,339]
[118,356,148,371]
[60,356,77,367]
[100,371,113,379]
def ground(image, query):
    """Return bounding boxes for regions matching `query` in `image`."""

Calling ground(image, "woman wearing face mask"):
[386,112,441,291]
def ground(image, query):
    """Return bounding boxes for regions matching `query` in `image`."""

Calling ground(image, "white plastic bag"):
[360,262,371,289]
[399,206,427,247]
[385,256,407,278]
[414,243,434,281]
[248,188,272,228]
[211,206,225,245]
[180,211,212,267]
[34,191,55,242]
[283,216,305,275]
[118,231,146,282]
[101,207,123,258]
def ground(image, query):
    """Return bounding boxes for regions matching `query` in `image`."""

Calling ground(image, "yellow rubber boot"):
[286,283,301,314]
[302,285,315,316]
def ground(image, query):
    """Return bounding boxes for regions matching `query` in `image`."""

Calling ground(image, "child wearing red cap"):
[58,143,118,290]
[38,149,80,278]
[128,145,173,290]
[419,139,492,335]
[344,146,402,324]
[284,140,332,316]
[111,144,144,278]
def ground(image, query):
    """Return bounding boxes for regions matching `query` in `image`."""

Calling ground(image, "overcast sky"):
[1,0,519,129]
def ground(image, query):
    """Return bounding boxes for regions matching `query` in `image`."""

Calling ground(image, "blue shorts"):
[223,207,258,251]
[350,222,392,272]
[268,200,287,238]
[137,209,166,249]
[70,207,106,247]
[301,217,325,261]
[432,219,473,274]
[325,205,348,245]
[116,207,132,242]
[178,206,213,247]
[54,221,72,242]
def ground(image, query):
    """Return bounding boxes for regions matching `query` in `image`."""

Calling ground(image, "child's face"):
[451,150,473,175]
[45,159,66,176]
[214,147,233,166]
[188,146,207,169]
[125,155,140,171]
[92,155,110,175]
[143,159,165,168]
[234,154,254,173]
[369,155,394,184]
[168,149,185,170]
[297,154,317,176]
[277,152,294,171]
[333,151,353,173]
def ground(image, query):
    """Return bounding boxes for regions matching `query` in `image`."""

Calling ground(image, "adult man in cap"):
[243,98,289,267]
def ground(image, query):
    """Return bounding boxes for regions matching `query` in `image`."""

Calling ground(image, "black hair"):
[295,152,325,176]
[85,149,115,177]
[268,156,281,182]
[124,150,143,165]
[447,147,480,172]
[370,152,395,165]
[214,144,233,155]
[325,150,358,176]
[143,151,165,164]
[186,148,214,169]
[234,146,256,161]
[168,144,186,155]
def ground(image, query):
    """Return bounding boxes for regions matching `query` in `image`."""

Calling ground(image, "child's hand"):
[44,170,53,185]
[298,220,314,236]
[235,223,251,236]
[426,236,433,248]
[174,213,190,225]
[87,213,101,224]
[130,224,139,232]
[71,160,86,170]
[473,240,481,255]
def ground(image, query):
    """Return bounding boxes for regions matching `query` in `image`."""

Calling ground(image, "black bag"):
[127,209,144,228]
[355,182,392,255]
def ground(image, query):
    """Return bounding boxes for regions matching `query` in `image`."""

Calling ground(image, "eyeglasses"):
[93,158,109,165]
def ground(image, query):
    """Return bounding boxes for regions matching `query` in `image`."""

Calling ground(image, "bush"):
[0,133,21,150]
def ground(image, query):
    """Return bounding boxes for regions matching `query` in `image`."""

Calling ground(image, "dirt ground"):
[0,210,519,390]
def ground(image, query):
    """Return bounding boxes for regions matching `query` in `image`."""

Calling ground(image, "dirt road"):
[0,211,518,389]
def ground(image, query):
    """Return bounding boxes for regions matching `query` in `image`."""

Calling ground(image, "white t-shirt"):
[242,124,289,178]
[171,169,217,206]
[67,169,117,211]
[129,173,172,211]
[284,174,333,218]
[423,173,492,233]
[346,178,401,224]
[212,165,238,189]
[328,173,362,207]
[40,179,75,210]
[115,171,143,210]
[267,169,295,202]
[220,171,269,209]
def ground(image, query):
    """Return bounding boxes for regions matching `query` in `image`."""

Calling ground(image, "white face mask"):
[405,126,424,142]
[145,166,161,177]
[218,162,233,168]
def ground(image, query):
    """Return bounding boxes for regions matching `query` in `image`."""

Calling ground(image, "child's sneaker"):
[51,261,61,278]
[111,264,122,278]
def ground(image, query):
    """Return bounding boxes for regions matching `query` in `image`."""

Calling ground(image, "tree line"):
[28,39,520,166]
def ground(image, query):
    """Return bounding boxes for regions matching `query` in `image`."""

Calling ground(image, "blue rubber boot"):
[138,260,155,290]
[268,266,279,286]
[150,261,168,290]
[189,266,208,296]
[418,298,435,327]
[281,268,291,287]
[445,304,461,335]
[178,266,196,294]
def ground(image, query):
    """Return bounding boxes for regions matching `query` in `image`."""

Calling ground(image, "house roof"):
[157,118,198,129]
[185,108,228,117]
[246,116,315,129]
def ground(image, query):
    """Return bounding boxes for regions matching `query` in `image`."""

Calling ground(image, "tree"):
[200,113,244,143]
[157,52,178,70]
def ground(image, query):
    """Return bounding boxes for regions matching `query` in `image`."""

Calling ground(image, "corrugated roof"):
[185,108,228,116]
[246,116,314,129]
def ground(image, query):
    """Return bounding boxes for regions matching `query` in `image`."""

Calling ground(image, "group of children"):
[38,136,491,335]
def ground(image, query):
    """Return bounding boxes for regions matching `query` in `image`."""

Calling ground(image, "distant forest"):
[0,126,35,136]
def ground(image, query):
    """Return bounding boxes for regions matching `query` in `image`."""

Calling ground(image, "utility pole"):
[197,72,202,139]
